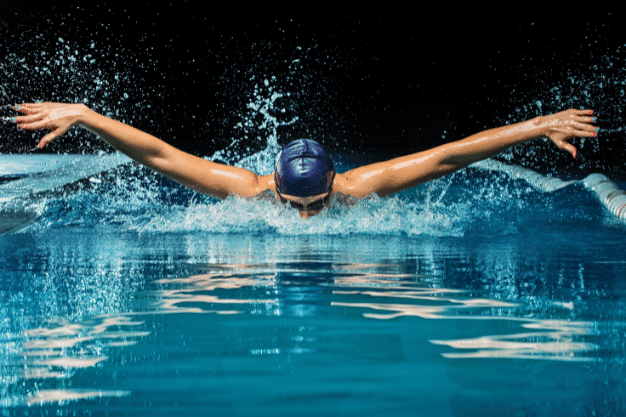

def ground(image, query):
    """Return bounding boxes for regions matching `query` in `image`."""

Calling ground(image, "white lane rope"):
[472,159,626,219]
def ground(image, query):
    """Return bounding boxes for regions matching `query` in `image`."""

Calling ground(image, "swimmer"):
[10,102,599,218]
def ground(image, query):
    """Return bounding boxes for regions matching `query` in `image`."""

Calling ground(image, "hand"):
[541,109,598,159]
[14,102,88,148]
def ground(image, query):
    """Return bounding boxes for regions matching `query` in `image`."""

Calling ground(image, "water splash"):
[1,10,622,235]
[0,85,12,105]
[487,45,626,174]
[209,84,299,174]
[0,22,166,153]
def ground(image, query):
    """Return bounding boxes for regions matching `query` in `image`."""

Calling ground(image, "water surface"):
[1,155,625,415]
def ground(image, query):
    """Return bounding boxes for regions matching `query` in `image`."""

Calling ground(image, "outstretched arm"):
[339,109,598,198]
[13,102,268,199]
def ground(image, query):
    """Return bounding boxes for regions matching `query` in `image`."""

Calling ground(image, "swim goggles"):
[277,190,332,212]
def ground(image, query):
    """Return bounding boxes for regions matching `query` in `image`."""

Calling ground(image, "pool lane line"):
[0,152,132,201]
[472,159,626,220]
[583,173,626,219]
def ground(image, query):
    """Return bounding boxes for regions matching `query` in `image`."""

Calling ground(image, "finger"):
[38,128,68,148]
[575,115,597,124]
[568,130,597,139]
[555,140,577,159]
[15,113,44,124]
[16,103,45,114]
[17,119,53,131]
[571,121,599,134]
[572,109,594,116]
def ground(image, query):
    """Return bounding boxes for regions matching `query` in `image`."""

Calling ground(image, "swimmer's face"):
[277,191,332,219]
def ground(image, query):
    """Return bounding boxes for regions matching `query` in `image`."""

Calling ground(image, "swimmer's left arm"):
[341,109,598,198]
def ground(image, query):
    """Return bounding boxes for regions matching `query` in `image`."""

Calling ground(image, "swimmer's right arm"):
[14,102,269,199]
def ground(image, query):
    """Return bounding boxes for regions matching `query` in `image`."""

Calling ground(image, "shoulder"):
[254,174,277,196]
[332,172,373,199]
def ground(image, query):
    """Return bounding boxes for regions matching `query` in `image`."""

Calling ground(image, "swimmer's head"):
[274,139,335,198]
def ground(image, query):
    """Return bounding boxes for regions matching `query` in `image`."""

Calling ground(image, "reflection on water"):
[3,315,150,405]
[27,390,131,406]
[432,320,595,361]
[1,230,624,413]
[326,272,597,361]
[4,260,600,406]
[153,264,599,362]
[11,315,148,405]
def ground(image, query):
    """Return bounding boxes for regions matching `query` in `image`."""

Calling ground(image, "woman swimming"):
[9,102,599,218]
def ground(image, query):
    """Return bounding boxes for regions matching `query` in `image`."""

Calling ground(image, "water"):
[2,6,626,415]
[1,151,626,416]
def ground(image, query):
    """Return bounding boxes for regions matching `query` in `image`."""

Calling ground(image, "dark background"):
[1,2,624,176]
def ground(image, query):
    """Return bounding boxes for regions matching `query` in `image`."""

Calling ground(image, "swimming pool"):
[1,151,625,416]
[2,7,626,413]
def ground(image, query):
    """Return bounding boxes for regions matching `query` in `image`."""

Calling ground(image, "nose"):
[299,209,324,219]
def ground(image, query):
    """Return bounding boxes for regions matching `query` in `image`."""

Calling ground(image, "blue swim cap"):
[274,139,335,197]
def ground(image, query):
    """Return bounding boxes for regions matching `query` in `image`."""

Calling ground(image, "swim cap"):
[274,139,335,197]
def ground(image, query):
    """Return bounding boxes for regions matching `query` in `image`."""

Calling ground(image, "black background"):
[1,2,624,176]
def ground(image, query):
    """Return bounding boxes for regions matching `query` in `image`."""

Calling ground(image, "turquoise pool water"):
[1,154,625,416]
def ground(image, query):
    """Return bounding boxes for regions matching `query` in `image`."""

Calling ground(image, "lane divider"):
[472,159,626,219]
[583,173,626,219]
